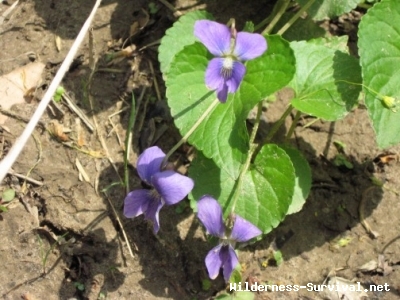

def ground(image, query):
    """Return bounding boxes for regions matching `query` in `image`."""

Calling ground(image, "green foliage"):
[148,2,159,14]
[273,12,325,41]
[1,188,15,202]
[216,291,255,300]
[158,10,213,74]
[154,3,400,284]
[296,0,359,20]
[243,21,255,33]
[202,278,212,291]
[190,144,295,233]
[166,35,296,177]
[53,86,65,102]
[358,0,400,148]
[289,37,362,120]
[333,153,354,169]
[280,146,311,215]
[273,250,284,266]
[74,282,85,291]
[229,268,242,284]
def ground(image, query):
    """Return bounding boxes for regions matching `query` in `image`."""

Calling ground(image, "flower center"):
[221,57,234,79]
[220,236,237,249]
[150,188,161,200]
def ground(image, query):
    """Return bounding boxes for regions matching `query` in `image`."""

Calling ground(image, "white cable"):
[0,0,103,183]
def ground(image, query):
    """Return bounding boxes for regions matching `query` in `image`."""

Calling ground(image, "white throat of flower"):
[221,56,234,79]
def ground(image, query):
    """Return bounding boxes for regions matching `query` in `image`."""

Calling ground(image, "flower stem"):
[259,0,291,34]
[229,102,263,215]
[162,98,220,168]
[276,0,317,36]
[124,92,137,193]
[253,104,293,158]
[285,110,301,143]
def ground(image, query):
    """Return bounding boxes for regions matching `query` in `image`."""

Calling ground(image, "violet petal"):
[222,245,239,281]
[225,61,246,93]
[231,214,262,242]
[205,58,225,90]
[151,170,194,205]
[197,195,225,237]
[234,32,267,61]
[123,189,151,218]
[137,146,166,184]
[194,20,231,56]
[217,83,229,103]
[205,243,223,279]
[143,195,164,233]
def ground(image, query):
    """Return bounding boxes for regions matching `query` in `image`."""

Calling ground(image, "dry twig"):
[0,0,103,183]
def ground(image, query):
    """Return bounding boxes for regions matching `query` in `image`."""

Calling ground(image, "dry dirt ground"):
[0,0,399,299]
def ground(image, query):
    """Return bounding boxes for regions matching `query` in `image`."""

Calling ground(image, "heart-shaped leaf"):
[358,0,400,148]
[158,10,213,74]
[189,144,295,233]
[289,38,361,121]
[296,0,359,20]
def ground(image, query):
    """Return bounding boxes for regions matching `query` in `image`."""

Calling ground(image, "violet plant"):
[124,0,400,296]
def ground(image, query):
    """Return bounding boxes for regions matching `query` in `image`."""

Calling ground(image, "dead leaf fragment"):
[0,62,45,124]
[321,276,368,300]
[47,120,69,142]
[358,260,378,273]
[55,35,62,52]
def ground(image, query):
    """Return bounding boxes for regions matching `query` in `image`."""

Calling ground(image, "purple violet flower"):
[194,20,267,103]
[124,146,194,233]
[197,195,262,281]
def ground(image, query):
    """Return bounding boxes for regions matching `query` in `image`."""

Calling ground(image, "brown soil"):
[0,1,399,300]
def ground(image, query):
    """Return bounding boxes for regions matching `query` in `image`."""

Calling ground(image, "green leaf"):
[201,279,212,291]
[158,10,213,74]
[273,250,284,266]
[273,11,325,41]
[358,0,400,148]
[74,282,85,291]
[216,292,254,300]
[167,35,295,177]
[234,291,255,300]
[333,153,354,169]
[296,0,359,20]
[53,86,65,102]
[243,21,254,33]
[190,144,295,233]
[280,146,311,214]
[215,294,232,300]
[308,35,350,53]
[289,38,362,121]
[1,188,15,202]
[229,268,242,285]
[0,205,8,212]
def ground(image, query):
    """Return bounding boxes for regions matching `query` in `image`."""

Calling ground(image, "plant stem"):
[277,0,317,36]
[229,102,263,214]
[124,92,137,194]
[285,110,301,143]
[162,98,219,167]
[259,0,291,34]
[253,104,293,159]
